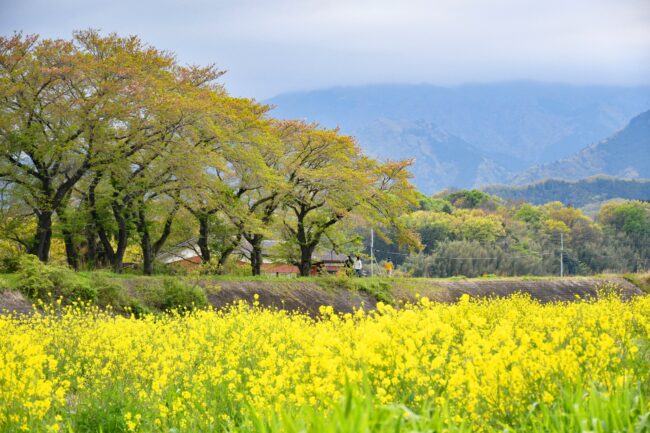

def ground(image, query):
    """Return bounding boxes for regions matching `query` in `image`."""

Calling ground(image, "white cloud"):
[1,0,648,97]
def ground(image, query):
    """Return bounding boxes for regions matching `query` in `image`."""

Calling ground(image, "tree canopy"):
[0,31,416,275]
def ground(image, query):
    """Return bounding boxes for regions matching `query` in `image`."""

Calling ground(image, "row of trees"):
[0,31,416,276]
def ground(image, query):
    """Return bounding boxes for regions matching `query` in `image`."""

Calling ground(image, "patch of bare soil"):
[208,277,645,314]
[393,277,643,304]
[0,290,34,315]
[201,280,377,317]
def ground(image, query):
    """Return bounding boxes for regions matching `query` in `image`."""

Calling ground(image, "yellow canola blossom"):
[0,293,648,431]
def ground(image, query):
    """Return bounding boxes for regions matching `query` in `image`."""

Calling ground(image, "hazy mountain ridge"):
[512,110,650,184]
[268,82,650,193]
[484,176,650,208]
[354,119,512,192]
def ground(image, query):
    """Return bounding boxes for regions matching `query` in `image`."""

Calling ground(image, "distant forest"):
[484,177,650,208]
[371,190,650,278]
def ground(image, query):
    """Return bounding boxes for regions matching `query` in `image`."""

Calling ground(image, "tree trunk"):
[137,207,154,276]
[30,211,53,262]
[96,224,116,267]
[295,210,315,277]
[218,247,233,272]
[85,226,97,268]
[113,228,128,273]
[61,226,79,270]
[252,245,263,276]
[298,244,314,277]
[137,204,176,276]
[247,234,264,276]
[56,206,79,270]
[142,243,153,275]
[111,203,129,273]
[197,213,211,263]
[152,207,176,267]
[247,200,278,276]
[88,173,115,266]
[250,251,257,276]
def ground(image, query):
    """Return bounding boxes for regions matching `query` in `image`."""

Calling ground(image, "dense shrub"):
[160,279,207,311]
[141,278,207,312]
[0,253,22,273]
[15,255,97,302]
[91,274,126,307]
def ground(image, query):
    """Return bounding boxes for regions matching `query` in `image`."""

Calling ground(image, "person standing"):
[344,256,353,276]
[354,256,363,277]
[384,258,394,277]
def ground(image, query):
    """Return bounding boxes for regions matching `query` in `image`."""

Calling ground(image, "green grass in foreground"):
[248,383,649,433]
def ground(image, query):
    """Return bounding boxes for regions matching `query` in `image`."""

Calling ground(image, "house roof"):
[312,250,348,262]
[158,238,349,264]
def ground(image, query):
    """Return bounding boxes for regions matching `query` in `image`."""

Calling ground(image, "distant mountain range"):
[353,119,512,194]
[484,176,650,208]
[512,110,650,184]
[267,82,650,193]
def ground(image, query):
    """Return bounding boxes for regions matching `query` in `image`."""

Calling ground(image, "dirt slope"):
[204,276,643,315]
[0,290,33,315]
[204,280,377,316]
[0,276,645,316]
[393,277,642,303]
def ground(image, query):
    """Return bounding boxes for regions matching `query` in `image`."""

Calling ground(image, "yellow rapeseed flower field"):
[1,293,649,432]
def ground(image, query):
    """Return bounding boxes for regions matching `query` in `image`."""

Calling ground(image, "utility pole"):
[560,232,564,277]
[370,228,374,277]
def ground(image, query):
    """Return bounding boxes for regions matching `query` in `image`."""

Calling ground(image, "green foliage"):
[444,189,493,209]
[404,241,547,278]
[15,255,96,302]
[624,272,650,294]
[485,176,650,208]
[221,257,253,277]
[91,274,128,307]
[427,198,454,213]
[405,208,505,254]
[319,275,394,303]
[416,192,453,213]
[124,300,154,318]
[0,32,418,276]
[515,203,542,224]
[600,200,650,236]
[144,278,208,312]
[400,194,649,278]
[274,121,417,276]
[72,385,129,433]
[0,250,22,273]
[354,278,394,303]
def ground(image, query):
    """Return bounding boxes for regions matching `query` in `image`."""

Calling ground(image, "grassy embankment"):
[0,263,647,317]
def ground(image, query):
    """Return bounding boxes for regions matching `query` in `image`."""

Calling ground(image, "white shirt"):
[354,259,362,270]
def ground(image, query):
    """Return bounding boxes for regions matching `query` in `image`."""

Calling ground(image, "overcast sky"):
[1,0,649,98]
